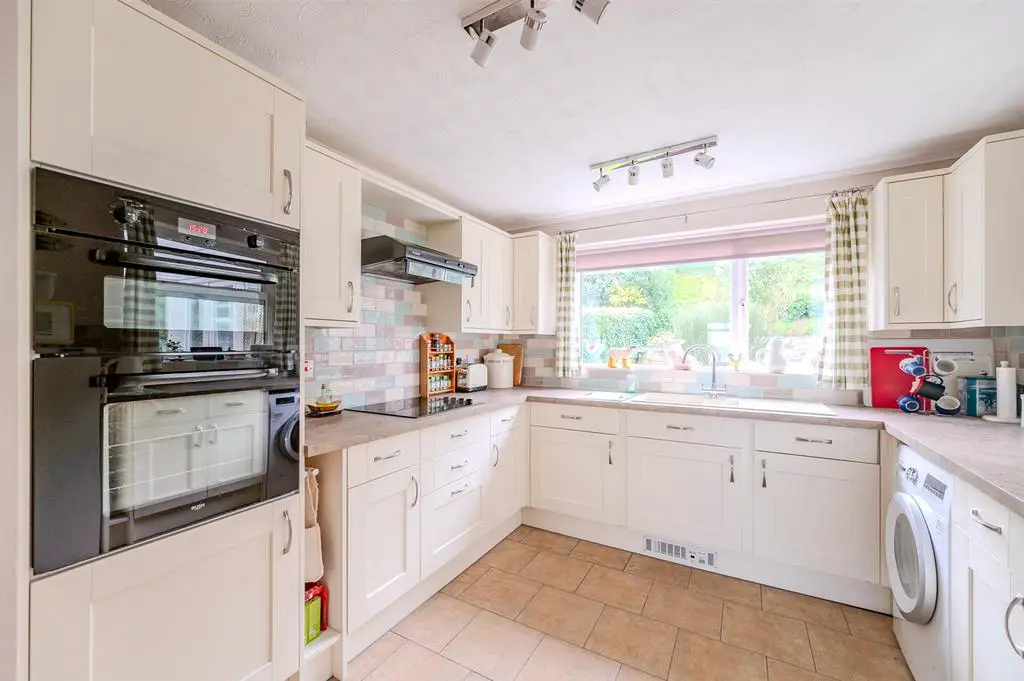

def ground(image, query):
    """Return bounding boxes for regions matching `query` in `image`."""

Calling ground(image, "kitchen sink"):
[579,391,635,402]
[631,392,835,416]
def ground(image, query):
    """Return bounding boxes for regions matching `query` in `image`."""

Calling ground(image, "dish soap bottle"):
[625,368,638,394]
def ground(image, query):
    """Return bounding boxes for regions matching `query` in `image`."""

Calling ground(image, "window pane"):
[746,252,825,374]
[580,261,733,366]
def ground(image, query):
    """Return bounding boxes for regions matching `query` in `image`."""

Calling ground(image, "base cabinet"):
[530,427,625,526]
[30,496,300,681]
[485,427,527,525]
[421,472,485,580]
[347,466,422,632]
[754,452,880,583]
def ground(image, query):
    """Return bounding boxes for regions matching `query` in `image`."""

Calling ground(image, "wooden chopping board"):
[499,344,524,386]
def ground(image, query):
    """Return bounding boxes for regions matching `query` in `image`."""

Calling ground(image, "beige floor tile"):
[721,602,814,671]
[392,594,479,652]
[346,632,405,681]
[842,606,898,647]
[689,570,762,609]
[577,565,654,614]
[585,606,678,678]
[442,610,543,681]
[516,585,605,646]
[519,550,594,591]
[460,567,542,619]
[366,640,470,681]
[624,554,693,588]
[442,563,490,598]
[669,630,768,681]
[570,540,632,570]
[476,539,541,573]
[807,624,913,681]
[507,524,534,542]
[762,587,849,633]
[521,528,580,555]
[465,675,488,681]
[516,635,621,681]
[616,666,663,681]
[642,581,724,639]
[767,659,833,680]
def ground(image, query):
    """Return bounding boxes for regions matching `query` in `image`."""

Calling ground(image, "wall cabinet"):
[31,0,304,229]
[302,144,363,326]
[487,229,515,332]
[530,427,626,526]
[30,496,301,681]
[627,438,749,552]
[512,232,556,335]
[347,466,421,632]
[753,452,880,583]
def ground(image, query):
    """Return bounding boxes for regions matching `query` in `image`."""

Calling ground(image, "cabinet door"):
[485,428,525,526]
[421,472,485,580]
[886,177,944,324]
[30,502,283,681]
[627,438,748,552]
[272,495,301,681]
[969,541,1023,680]
[754,452,880,583]
[347,466,421,632]
[950,523,971,681]
[513,237,539,331]
[461,220,487,330]
[530,428,625,525]
[946,152,986,322]
[496,233,515,330]
[31,0,303,228]
[206,412,268,487]
[302,147,362,325]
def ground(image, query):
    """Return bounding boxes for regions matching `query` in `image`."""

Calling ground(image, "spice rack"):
[420,333,456,397]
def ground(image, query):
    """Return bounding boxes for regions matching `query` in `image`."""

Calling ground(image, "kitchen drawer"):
[627,410,748,449]
[347,431,421,488]
[531,403,621,435]
[131,395,208,422]
[491,406,526,436]
[954,479,1011,564]
[422,415,490,460]
[754,421,878,464]
[207,390,266,418]
[423,440,491,494]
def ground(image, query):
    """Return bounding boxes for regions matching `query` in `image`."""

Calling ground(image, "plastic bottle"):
[626,369,638,394]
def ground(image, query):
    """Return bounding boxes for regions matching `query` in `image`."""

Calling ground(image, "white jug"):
[757,337,787,374]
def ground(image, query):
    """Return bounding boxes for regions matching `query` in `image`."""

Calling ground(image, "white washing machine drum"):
[886,492,938,624]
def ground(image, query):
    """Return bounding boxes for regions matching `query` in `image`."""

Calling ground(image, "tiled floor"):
[347,526,913,681]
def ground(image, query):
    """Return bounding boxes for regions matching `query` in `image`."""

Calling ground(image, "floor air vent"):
[643,536,718,569]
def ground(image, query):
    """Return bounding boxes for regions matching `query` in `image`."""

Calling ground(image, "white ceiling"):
[146,0,1024,229]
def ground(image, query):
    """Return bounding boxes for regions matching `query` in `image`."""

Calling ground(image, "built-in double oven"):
[32,169,302,575]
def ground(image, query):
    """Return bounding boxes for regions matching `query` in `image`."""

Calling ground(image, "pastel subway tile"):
[362,310,384,325]
[750,374,780,387]
[353,351,377,365]
[341,338,361,351]
[314,366,342,381]
[328,351,352,365]
[778,374,817,389]
[341,393,366,408]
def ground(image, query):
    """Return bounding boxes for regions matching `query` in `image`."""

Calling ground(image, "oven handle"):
[90,249,279,285]
[120,369,278,387]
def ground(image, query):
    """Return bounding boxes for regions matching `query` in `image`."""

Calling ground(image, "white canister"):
[484,349,515,389]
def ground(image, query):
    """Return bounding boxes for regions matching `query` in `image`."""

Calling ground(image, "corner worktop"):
[305,387,1024,518]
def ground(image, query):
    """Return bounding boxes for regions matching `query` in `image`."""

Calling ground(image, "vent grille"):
[643,536,717,569]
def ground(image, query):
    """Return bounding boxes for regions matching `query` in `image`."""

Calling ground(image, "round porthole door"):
[885,492,938,624]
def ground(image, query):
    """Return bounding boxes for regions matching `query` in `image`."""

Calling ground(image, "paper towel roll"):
[996,361,1017,420]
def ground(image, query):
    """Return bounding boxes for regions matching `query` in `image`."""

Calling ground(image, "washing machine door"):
[886,492,938,624]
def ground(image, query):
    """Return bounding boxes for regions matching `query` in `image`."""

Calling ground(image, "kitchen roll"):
[996,361,1017,420]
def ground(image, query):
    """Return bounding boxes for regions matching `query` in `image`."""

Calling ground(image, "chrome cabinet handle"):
[282,509,293,555]
[451,483,470,497]
[947,284,956,314]
[192,425,203,448]
[1006,595,1024,659]
[208,422,218,445]
[347,281,355,313]
[158,408,185,415]
[894,286,900,318]
[608,440,613,465]
[560,415,582,421]
[450,458,470,471]
[506,306,511,326]
[501,417,514,423]
[761,457,767,488]
[531,305,536,327]
[450,430,469,439]
[666,425,694,431]
[282,169,293,215]
[729,454,735,484]
[410,476,420,508]
[493,443,500,468]
[373,450,402,463]
[224,401,247,407]
[951,282,959,313]
[971,508,1004,535]
[795,436,832,445]
[466,300,472,323]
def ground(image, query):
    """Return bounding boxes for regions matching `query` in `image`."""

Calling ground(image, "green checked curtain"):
[818,190,869,389]
[555,233,581,378]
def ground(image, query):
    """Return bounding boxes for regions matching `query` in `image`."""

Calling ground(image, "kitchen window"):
[579,251,826,374]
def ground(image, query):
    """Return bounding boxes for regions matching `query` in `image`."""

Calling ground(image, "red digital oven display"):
[177,218,217,240]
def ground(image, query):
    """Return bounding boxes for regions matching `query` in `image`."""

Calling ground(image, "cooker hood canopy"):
[360,235,478,285]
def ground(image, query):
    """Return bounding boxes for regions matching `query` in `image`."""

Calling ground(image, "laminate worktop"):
[305,387,1024,518]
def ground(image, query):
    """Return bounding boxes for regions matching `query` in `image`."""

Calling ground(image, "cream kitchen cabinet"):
[530,426,626,526]
[421,471,486,580]
[627,438,749,553]
[30,495,301,681]
[488,230,515,331]
[31,0,304,229]
[347,465,422,632]
[512,232,556,335]
[868,171,946,329]
[753,452,880,583]
[485,426,527,526]
[302,144,363,326]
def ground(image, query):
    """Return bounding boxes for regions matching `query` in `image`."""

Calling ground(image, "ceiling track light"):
[461,0,560,66]
[468,26,498,67]
[693,145,716,169]
[661,155,674,178]
[627,162,640,186]
[592,172,611,192]
[574,0,611,24]
[588,135,719,190]
[521,6,547,51]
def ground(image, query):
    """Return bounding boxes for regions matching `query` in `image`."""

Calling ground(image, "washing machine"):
[885,445,954,681]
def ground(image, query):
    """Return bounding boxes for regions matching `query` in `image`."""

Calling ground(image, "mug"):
[899,356,928,377]
[933,358,959,376]
[897,394,922,413]
[935,395,962,416]
[911,375,946,401]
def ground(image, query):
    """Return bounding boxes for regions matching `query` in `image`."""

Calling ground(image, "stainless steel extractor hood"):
[361,235,478,285]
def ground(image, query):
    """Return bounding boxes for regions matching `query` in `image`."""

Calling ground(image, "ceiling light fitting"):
[589,135,718,191]
[520,7,547,50]
[573,0,611,24]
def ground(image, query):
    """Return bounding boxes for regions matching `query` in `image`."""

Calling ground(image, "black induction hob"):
[345,395,478,419]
